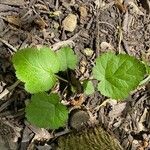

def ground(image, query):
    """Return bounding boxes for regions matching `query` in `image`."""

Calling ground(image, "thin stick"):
[0,38,17,52]
[52,32,80,51]
[118,26,123,54]
[7,80,21,91]
[99,21,116,30]
[0,80,20,100]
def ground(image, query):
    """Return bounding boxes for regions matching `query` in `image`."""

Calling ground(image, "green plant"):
[12,46,77,129]
[92,52,146,99]
[12,47,77,93]
[12,47,148,129]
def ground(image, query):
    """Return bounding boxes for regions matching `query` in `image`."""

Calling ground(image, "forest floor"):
[0,0,150,150]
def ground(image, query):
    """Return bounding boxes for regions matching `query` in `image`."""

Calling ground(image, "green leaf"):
[12,47,60,93]
[83,80,95,95]
[25,92,68,129]
[56,46,78,71]
[93,52,146,99]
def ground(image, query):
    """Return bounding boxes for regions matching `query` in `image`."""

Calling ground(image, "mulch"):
[0,0,150,149]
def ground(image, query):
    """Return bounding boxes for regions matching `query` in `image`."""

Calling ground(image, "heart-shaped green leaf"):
[25,92,68,129]
[93,52,146,99]
[12,47,60,93]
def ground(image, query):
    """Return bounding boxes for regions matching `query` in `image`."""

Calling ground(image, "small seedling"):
[12,46,77,129]
[12,47,148,129]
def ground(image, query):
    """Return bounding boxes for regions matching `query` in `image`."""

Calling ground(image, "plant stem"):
[55,75,68,83]
[139,75,150,86]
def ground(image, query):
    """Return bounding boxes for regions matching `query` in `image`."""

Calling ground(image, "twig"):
[122,40,130,54]
[0,80,20,100]
[0,98,15,112]
[99,21,116,30]
[0,38,17,52]
[96,9,100,56]
[122,10,129,32]
[54,128,70,138]
[55,0,59,9]
[52,32,80,51]
[117,26,123,54]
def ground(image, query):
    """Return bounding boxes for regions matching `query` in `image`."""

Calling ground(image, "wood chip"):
[0,0,25,6]
[79,6,88,18]
[115,0,127,13]
[79,6,88,23]
[34,17,48,29]
[128,2,144,15]
[6,15,21,26]
[62,14,77,32]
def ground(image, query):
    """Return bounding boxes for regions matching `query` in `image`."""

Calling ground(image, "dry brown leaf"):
[62,14,77,32]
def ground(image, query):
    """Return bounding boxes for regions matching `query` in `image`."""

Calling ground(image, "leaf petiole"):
[139,75,150,86]
[55,75,69,83]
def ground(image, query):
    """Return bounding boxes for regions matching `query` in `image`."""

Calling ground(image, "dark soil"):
[0,0,150,150]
